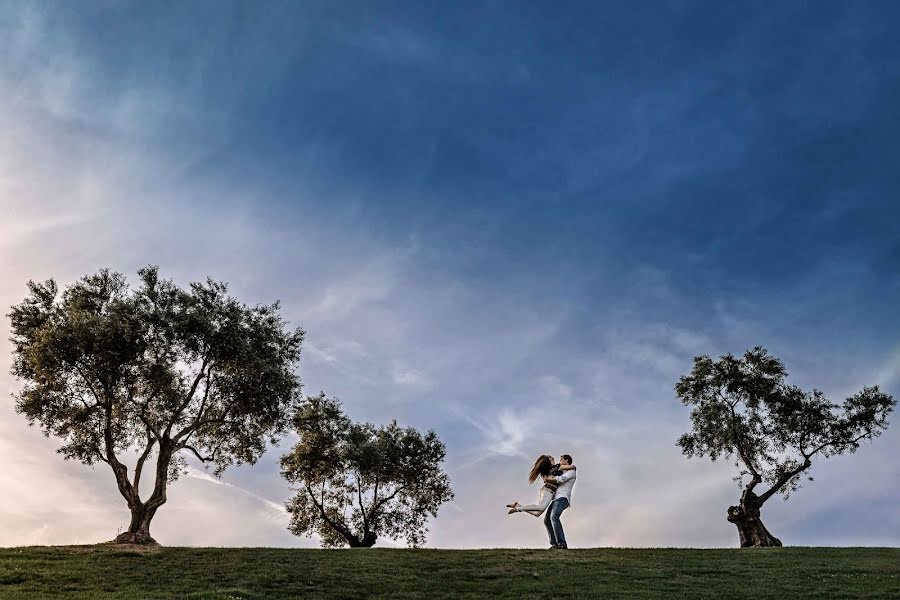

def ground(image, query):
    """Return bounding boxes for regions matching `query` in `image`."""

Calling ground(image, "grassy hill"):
[0,546,897,599]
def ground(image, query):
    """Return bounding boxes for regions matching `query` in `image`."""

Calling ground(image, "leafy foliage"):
[281,394,454,548]
[8,267,303,539]
[676,347,894,503]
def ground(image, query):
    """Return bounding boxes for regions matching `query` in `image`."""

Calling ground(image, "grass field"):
[0,546,897,599]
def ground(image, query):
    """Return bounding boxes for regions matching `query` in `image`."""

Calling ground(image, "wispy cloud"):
[184,467,287,520]
[461,408,535,458]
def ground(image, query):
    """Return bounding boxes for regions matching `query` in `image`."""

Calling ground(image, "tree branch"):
[138,411,163,442]
[720,389,762,482]
[165,358,210,436]
[804,430,873,460]
[101,401,138,507]
[184,444,214,462]
[369,475,380,523]
[372,484,407,514]
[137,385,165,440]
[745,473,762,492]
[755,459,812,506]
[356,472,368,533]
[195,372,214,422]
[173,413,240,445]
[133,427,156,494]
[73,364,107,408]
[92,443,109,465]
[305,483,353,541]
[143,443,173,511]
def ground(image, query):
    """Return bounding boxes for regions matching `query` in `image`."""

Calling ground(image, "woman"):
[506,455,575,517]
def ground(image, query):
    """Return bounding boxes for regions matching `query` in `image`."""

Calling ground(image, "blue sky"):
[1,1,898,548]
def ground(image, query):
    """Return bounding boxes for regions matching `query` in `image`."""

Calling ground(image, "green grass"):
[0,546,897,599]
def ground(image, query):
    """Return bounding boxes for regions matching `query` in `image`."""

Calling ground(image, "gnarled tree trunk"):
[110,444,171,545]
[114,503,160,545]
[345,530,377,548]
[727,489,782,547]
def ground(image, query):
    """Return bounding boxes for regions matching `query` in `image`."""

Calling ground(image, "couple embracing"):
[506,454,576,549]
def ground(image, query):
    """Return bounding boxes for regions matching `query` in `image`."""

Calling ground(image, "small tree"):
[8,267,303,544]
[280,394,453,548]
[676,347,894,547]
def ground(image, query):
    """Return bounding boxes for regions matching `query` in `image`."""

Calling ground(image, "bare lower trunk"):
[727,489,782,548]
[111,446,171,546]
[346,530,378,548]
[113,504,159,545]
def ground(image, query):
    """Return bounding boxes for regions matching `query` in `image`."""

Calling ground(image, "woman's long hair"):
[528,455,553,484]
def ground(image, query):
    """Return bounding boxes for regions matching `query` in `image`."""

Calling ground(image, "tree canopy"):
[676,346,894,546]
[281,394,454,548]
[8,267,303,543]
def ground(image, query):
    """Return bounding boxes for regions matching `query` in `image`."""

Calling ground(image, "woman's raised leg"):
[511,488,553,517]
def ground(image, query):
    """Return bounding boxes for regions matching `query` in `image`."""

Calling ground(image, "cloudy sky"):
[1,1,899,548]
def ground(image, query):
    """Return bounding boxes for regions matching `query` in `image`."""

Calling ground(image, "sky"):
[1,1,899,548]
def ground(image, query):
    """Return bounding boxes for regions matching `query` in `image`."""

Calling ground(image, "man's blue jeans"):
[544,498,569,547]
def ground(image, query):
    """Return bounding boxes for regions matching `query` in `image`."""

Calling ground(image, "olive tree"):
[8,267,303,544]
[676,347,894,547]
[280,393,453,548]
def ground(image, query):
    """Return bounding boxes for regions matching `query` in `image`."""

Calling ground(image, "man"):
[543,453,575,549]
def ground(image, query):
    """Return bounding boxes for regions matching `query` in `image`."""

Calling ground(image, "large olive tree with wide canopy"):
[9,267,303,544]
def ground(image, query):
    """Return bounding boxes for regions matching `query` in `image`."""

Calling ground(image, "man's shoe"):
[548,544,559,549]
[555,544,568,550]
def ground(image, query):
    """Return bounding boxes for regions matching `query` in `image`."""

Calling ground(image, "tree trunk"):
[113,504,159,545]
[346,530,378,548]
[727,489,782,548]
[112,446,171,546]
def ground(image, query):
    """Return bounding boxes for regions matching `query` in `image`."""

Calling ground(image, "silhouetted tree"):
[281,394,453,548]
[8,267,303,544]
[676,347,894,547]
